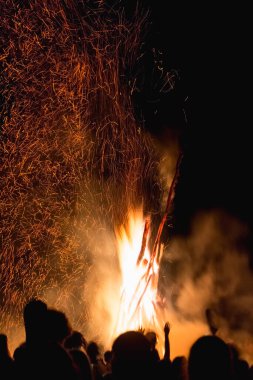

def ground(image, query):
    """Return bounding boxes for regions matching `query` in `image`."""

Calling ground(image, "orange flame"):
[114,208,163,338]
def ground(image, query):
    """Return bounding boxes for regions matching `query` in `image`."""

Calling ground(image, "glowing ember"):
[0,0,159,342]
[0,0,179,356]
[114,208,162,335]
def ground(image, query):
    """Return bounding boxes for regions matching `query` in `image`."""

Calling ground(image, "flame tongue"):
[114,209,161,335]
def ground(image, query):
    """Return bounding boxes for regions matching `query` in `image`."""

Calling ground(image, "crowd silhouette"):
[1,298,253,379]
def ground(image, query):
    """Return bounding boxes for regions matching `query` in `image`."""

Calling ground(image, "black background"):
[126,1,252,241]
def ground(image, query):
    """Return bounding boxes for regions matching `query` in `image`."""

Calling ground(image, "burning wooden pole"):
[118,152,183,329]
[148,152,183,274]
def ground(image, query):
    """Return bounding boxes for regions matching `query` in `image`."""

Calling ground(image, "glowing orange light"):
[114,208,162,337]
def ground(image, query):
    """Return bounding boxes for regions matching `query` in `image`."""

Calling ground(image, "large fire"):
[114,209,162,336]
[2,1,253,366]
[0,0,196,361]
[111,153,181,349]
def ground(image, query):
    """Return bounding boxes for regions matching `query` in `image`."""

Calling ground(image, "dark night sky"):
[127,1,252,240]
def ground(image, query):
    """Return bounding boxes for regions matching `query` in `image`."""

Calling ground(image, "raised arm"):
[163,322,171,362]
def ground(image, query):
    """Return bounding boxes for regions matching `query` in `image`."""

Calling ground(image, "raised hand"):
[164,322,171,335]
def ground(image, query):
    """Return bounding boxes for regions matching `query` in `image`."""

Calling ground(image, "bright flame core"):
[114,208,162,337]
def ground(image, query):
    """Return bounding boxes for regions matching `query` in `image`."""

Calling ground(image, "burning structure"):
[2,0,253,364]
[114,154,181,342]
[0,0,180,352]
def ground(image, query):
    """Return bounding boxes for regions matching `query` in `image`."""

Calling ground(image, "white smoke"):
[161,210,253,364]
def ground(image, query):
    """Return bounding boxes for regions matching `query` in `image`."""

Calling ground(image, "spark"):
[0,0,165,350]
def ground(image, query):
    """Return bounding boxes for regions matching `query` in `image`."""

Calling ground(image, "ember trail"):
[0,0,178,351]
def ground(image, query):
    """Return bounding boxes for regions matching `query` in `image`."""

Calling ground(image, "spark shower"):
[0,0,179,350]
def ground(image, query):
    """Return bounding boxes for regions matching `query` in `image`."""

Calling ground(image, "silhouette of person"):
[188,335,233,380]
[65,331,92,380]
[14,298,78,380]
[145,331,160,364]
[46,308,72,344]
[103,350,112,375]
[87,341,107,380]
[111,330,154,380]
[171,355,188,380]
[0,334,15,380]
[65,331,87,352]
[227,343,251,380]
[157,322,172,379]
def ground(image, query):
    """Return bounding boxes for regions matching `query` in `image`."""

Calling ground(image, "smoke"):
[160,209,253,363]
[0,0,162,352]
[2,0,252,367]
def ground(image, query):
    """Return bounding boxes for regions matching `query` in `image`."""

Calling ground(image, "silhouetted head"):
[87,341,100,363]
[172,355,188,380]
[227,343,250,379]
[46,308,71,343]
[64,331,87,350]
[23,298,48,343]
[104,350,112,364]
[0,334,11,358]
[145,331,157,349]
[112,331,152,379]
[188,335,233,380]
